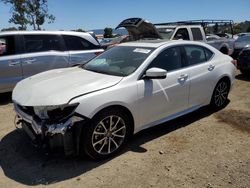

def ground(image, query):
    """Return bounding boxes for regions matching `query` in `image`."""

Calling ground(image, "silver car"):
[0,31,104,93]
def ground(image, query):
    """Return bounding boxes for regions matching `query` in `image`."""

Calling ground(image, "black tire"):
[81,108,131,160]
[220,47,228,55]
[210,79,230,110]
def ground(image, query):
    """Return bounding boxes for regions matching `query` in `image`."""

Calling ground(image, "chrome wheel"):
[91,115,126,155]
[214,81,228,107]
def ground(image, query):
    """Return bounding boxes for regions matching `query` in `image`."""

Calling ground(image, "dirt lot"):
[0,72,249,188]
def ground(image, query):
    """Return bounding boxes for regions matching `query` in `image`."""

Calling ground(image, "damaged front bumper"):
[14,103,86,155]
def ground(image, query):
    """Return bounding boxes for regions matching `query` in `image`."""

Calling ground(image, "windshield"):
[83,46,155,76]
[157,27,175,39]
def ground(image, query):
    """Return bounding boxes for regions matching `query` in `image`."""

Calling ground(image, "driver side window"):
[174,28,190,40]
[148,47,183,72]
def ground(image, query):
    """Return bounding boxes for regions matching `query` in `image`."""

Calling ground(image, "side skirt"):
[134,104,203,133]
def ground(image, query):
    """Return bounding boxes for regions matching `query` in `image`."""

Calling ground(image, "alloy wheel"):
[91,115,126,155]
[214,81,228,107]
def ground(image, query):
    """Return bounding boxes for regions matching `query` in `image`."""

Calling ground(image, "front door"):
[0,35,22,92]
[137,46,190,129]
[62,35,103,66]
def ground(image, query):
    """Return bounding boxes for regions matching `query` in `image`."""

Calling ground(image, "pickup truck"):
[116,18,235,55]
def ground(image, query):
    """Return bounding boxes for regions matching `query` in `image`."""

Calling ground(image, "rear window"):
[23,34,62,53]
[184,45,214,65]
[184,45,206,65]
[191,28,203,41]
[204,47,214,60]
[63,35,101,51]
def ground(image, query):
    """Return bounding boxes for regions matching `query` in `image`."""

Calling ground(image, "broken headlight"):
[33,103,79,122]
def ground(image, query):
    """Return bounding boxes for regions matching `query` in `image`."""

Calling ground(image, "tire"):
[220,47,228,55]
[210,79,230,110]
[81,108,131,160]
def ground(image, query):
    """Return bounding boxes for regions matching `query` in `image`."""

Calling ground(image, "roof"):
[119,39,210,48]
[0,30,91,36]
[0,30,100,46]
[155,25,203,28]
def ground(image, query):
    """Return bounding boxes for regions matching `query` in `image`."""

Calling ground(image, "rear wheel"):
[210,79,230,109]
[81,108,131,160]
[220,47,228,55]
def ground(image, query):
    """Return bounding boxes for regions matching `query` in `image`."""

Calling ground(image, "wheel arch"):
[218,75,231,88]
[91,104,135,135]
[219,45,229,55]
[209,75,231,104]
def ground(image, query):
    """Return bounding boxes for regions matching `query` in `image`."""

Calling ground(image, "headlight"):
[34,103,79,122]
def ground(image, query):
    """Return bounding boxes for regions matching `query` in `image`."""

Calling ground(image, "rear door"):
[20,34,69,78]
[62,35,103,66]
[183,45,215,107]
[0,35,22,92]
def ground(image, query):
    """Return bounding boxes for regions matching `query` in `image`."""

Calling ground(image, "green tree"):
[1,0,55,30]
[104,27,113,38]
[2,0,28,30]
[233,24,242,34]
[72,28,85,32]
[25,0,55,30]
[1,27,18,31]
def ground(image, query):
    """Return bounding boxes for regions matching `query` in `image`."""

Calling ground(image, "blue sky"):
[0,0,250,31]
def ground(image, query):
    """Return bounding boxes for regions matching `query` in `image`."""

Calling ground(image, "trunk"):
[116,18,162,41]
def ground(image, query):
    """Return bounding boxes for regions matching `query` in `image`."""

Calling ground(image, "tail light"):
[231,59,237,67]
[95,51,103,56]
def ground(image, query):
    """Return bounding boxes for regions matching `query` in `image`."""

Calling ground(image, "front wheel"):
[81,108,131,160]
[210,79,230,109]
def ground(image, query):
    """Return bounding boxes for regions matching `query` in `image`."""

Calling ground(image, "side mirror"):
[144,68,167,79]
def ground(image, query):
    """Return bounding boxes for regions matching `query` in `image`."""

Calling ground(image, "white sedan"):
[12,40,236,159]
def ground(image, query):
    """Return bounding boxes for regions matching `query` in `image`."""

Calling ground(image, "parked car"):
[116,18,235,56]
[99,36,128,49]
[215,33,237,39]
[233,34,250,58]
[237,32,250,38]
[13,40,236,159]
[237,47,250,75]
[0,31,104,93]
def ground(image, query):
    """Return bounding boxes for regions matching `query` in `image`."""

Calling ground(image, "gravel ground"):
[0,72,249,188]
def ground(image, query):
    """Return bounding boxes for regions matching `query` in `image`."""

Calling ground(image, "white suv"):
[13,40,236,159]
[0,31,103,93]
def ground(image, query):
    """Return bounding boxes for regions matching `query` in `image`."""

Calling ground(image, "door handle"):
[8,60,21,66]
[24,58,36,64]
[208,65,215,71]
[178,74,188,82]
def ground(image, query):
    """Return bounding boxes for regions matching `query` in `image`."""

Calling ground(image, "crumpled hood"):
[12,67,123,106]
